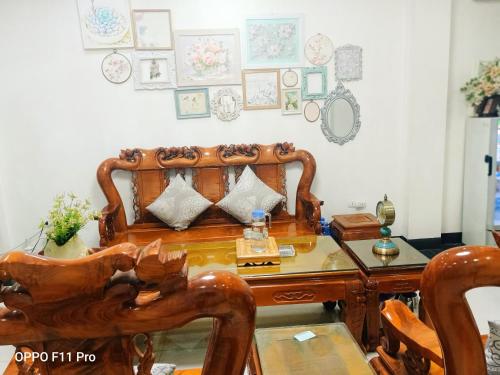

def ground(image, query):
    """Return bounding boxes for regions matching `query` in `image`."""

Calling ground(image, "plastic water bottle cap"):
[252,209,265,219]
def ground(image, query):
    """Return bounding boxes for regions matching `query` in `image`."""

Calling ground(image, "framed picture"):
[242,69,281,110]
[132,9,173,50]
[245,15,304,68]
[281,88,302,115]
[174,88,211,119]
[301,67,327,100]
[101,51,132,84]
[133,51,176,90]
[174,29,241,87]
[77,0,133,49]
[303,101,320,122]
[282,69,299,87]
[335,44,363,81]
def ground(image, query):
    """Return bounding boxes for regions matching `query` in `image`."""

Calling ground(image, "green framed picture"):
[301,67,327,100]
[174,88,211,119]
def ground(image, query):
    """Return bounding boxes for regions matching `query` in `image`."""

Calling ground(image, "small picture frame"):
[174,88,211,119]
[301,67,327,100]
[133,51,176,90]
[242,69,281,110]
[282,69,299,87]
[304,101,320,122]
[132,9,174,50]
[281,88,302,115]
[335,44,363,81]
[101,51,132,84]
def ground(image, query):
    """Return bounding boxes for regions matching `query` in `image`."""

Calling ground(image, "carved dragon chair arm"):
[380,300,444,371]
[298,192,324,234]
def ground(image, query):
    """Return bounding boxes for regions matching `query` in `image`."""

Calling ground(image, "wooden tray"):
[236,237,280,267]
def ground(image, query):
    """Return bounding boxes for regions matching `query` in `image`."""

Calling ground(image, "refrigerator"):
[463,117,500,245]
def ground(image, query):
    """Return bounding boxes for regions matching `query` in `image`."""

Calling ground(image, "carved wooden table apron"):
[161,235,367,346]
[343,238,430,352]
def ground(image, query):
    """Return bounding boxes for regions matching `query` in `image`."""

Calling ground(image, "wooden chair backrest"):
[97,143,317,229]
[421,245,500,375]
[0,241,255,375]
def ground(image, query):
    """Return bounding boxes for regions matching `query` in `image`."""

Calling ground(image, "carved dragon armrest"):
[380,300,443,372]
[98,203,120,246]
[298,191,324,234]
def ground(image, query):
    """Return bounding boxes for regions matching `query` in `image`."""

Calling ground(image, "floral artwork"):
[281,88,302,115]
[335,45,363,81]
[174,89,211,119]
[245,16,303,67]
[461,58,500,109]
[305,34,334,66]
[133,51,177,90]
[132,10,173,50]
[242,69,281,110]
[101,52,132,84]
[77,0,133,49]
[174,29,241,87]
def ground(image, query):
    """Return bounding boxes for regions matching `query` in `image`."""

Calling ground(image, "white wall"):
[1,0,489,248]
[443,0,500,233]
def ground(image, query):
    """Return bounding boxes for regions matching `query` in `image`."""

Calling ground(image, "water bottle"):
[250,209,271,253]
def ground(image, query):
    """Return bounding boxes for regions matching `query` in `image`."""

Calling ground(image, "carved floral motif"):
[157,146,198,161]
[218,144,259,158]
[275,142,295,155]
[273,290,315,303]
[119,148,142,162]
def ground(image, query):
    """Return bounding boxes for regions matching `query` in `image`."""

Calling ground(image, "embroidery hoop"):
[304,100,320,122]
[282,69,299,87]
[101,49,132,84]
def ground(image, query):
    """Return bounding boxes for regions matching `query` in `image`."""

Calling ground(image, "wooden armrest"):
[381,300,443,367]
[298,192,323,234]
[99,204,121,245]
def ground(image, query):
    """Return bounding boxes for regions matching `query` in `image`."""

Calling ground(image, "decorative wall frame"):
[210,88,243,121]
[132,51,176,90]
[101,50,132,84]
[174,88,211,119]
[132,9,174,50]
[242,69,281,110]
[282,69,299,87]
[321,81,361,145]
[174,29,241,87]
[281,88,302,115]
[304,101,320,122]
[335,44,363,81]
[244,15,304,68]
[77,0,133,49]
[304,33,334,66]
[301,67,327,100]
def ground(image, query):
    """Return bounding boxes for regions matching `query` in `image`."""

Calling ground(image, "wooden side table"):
[343,238,430,351]
[331,213,381,245]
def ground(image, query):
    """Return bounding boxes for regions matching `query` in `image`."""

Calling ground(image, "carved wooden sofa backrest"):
[0,241,255,375]
[97,143,317,230]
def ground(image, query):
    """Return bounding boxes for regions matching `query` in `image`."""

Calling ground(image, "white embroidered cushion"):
[146,174,213,231]
[216,166,285,224]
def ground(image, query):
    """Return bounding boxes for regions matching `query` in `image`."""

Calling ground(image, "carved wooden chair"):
[0,240,256,374]
[97,143,323,246]
[371,245,500,375]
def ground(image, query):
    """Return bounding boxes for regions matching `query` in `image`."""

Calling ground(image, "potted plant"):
[461,58,499,117]
[42,193,101,259]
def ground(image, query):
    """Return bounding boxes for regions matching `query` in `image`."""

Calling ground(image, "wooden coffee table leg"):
[342,279,366,346]
[365,279,380,351]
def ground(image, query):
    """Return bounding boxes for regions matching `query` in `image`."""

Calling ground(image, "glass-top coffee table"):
[161,235,366,345]
[250,323,375,374]
[343,238,430,350]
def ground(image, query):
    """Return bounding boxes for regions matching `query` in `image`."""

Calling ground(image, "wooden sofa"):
[97,143,323,246]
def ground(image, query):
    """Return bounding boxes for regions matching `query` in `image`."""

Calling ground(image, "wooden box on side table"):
[331,213,381,245]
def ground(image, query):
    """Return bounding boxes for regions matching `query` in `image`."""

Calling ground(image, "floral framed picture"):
[133,51,176,90]
[242,69,281,110]
[301,67,327,100]
[132,9,173,50]
[174,88,211,119]
[245,15,304,68]
[101,51,132,84]
[174,29,241,87]
[76,0,133,49]
[282,88,302,115]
